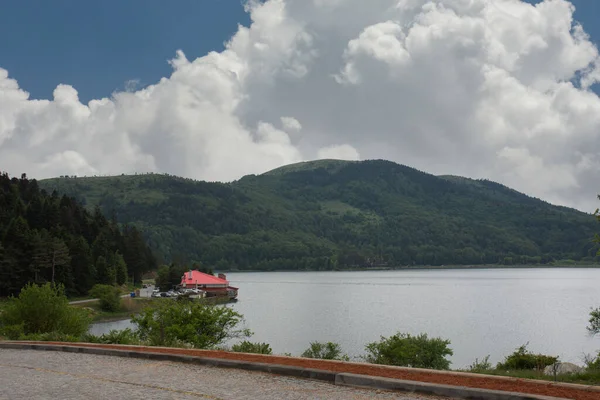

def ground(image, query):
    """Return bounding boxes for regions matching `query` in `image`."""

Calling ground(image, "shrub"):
[588,307,600,335]
[132,299,251,348]
[467,355,493,372]
[18,332,80,342]
[301,341,350,361]
[584,351,600,371]
[0,283,91,339]
[81,328,140,345]
[89,284,122,312]
[364,332,453,370]
[496,343,558,370]
[231,341,273,354]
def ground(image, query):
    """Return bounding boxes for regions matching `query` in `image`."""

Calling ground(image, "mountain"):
[0,172,156,297]
[38,159,599,270]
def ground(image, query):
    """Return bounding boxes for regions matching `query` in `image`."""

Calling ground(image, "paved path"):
[69,285,155,305]
[0,349,447,400]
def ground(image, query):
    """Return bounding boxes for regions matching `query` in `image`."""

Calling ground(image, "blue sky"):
[1,0,598,103]
[0,0,250,102]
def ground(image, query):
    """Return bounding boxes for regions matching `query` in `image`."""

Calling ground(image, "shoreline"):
[219,264,600,273]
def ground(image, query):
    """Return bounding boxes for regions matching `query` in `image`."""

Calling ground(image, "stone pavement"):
[0,349,447,400]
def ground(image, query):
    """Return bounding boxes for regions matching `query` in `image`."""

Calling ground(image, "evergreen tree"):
[114,251,128,286]
[95,256,114,285]
[69,236,95,294]
[122,225,152,283]
[0,171,155,296]
[31,232,71,284]
[1,217,34,296]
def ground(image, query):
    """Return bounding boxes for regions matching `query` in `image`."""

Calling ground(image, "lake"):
[90,268,600,368]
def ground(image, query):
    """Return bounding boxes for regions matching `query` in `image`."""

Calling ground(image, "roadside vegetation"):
[364,332,453,370]
[0,283,91,341]
[89,284,122,312]
[301,341,349,361]
[231,341,273,355]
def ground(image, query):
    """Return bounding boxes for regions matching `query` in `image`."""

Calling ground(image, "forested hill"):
[0,172,156,297]
[38,159,599,271]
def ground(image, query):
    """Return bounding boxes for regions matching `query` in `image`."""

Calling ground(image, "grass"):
[67,295,96,302]
[72,297,154,322]
[72,296,233,322]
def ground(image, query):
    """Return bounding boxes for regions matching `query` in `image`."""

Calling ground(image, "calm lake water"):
[90,268,600,368]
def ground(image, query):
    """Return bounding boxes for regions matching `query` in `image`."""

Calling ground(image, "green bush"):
[0,283,91,339]
[132,299,251,348]
[301,341,350,361]
[584,351,600,371]
[496,344,558,371]
[81,328,141,345]
[231,341,273,354]
[364,332,453,370]
[18,332,80,342]
[588,307,600,335]
[467,355,493,372]
[89,284,122,312]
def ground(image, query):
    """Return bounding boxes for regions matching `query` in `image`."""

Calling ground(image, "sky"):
[1,0,600,212]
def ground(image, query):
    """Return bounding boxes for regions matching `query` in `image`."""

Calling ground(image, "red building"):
[180,270,238,300]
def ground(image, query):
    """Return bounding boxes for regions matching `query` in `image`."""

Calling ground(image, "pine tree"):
[25,195,45,230]
[31,233,71,284]
[2,217,34,294]
[69,236,95,294]
[0,242,17,297]
[0,172,156,296]
[95,255,115,285]
[114,251,128,286]
[123,225,151,283]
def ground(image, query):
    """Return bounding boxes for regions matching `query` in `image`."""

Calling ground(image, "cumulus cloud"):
[2,0,600,211]
[317,144,361,161]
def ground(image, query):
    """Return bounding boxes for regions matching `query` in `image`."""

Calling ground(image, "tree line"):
[0,172,156,297]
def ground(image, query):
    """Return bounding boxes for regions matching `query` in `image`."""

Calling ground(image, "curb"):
[0,342,567,400]
[335,373,564,400]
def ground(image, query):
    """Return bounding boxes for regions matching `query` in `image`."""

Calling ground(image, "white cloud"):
[317,144,361,161]
[124,79,141,92]
[2,0,600,211]
[281,116,302,132]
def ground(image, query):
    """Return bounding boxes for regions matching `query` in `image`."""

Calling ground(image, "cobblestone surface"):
[0,349,447,400]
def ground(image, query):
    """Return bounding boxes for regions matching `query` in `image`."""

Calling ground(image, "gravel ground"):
[0,349,447,400]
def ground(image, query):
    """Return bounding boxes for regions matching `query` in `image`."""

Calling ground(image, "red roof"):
[181,270,229,286]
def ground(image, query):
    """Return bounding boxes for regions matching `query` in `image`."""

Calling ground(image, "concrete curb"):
[11,341,600,393]
[0,342,569,400]
[335,373,565,400]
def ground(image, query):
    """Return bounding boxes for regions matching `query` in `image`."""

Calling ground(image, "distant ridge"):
[39,159,599,270]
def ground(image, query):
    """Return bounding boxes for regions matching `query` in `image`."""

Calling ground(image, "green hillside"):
[38,159,599,270]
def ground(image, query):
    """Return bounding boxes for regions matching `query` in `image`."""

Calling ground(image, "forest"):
[38,159,600,271]
[0,172,156,297]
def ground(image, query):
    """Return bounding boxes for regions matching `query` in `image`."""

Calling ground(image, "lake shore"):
[87,268,600,370]
[220,263,600,273]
